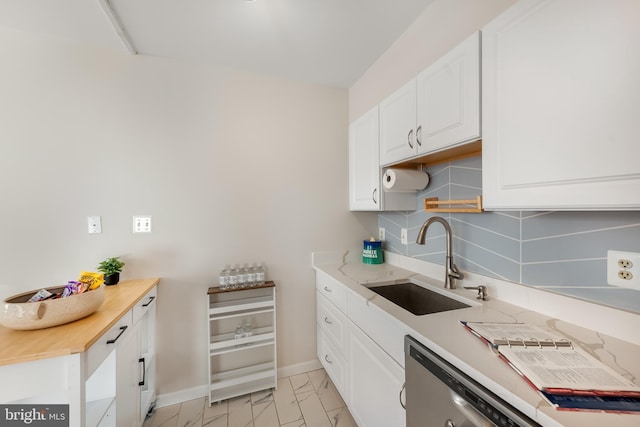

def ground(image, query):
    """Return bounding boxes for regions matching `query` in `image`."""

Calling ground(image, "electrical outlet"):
[618,270,633,280]
[607,250,640,290]
[400,228,408,245]
[618,259,633,269]
[378,227,386,241]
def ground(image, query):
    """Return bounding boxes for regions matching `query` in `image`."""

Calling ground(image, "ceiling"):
[0,0,435,88]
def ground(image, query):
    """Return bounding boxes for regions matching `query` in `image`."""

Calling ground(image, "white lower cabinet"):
[116,325,140,427]
[112,286,157,427]
[348,322,405,427]
[315,273,406,427]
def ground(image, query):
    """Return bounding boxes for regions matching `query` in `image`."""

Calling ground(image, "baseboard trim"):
[154,359,323,408]
[277,359,322,378]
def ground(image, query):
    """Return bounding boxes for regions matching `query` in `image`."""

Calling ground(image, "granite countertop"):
[312,251,640,427]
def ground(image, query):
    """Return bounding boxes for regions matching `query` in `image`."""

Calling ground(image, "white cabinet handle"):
[324,354,333,364]
[323,286,332,293]
[324,317,332,325]
[407,129,414,149]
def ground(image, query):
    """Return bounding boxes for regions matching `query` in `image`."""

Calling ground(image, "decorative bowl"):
[0,285,105,330]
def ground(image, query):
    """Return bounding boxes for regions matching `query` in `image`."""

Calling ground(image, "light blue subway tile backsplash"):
[523,259,606,287]
[378,155,640,313]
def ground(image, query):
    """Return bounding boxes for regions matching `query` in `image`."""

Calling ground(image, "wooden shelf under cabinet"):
[424,196,483,213]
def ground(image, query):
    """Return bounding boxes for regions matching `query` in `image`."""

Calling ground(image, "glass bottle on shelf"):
[218,265,230,290]
[243,319,253,337]
[246,264,256,287]
[237,264,246,288]
[229,265,239,289]
[255,263,265,286]
[234,324,243,340]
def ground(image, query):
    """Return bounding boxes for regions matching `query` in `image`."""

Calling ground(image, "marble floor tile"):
[146,373,354,427]
[203,400,227,427]
[326,407,357,427]
[144,403,180,427]
[176,397,205,427]
[289,373,315,395]
[228,394,255,427]
[296,390,331,427]
[252,397,280,427]
[307,370,345,412]
[272,377,304,425]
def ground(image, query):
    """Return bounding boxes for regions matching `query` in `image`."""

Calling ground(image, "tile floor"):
[143,368,357,427]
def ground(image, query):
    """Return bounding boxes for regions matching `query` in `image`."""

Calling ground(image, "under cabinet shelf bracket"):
[424,196,483,213]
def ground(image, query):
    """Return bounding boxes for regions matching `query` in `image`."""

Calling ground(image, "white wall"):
[0,28,376,396]
[349,0,515,121]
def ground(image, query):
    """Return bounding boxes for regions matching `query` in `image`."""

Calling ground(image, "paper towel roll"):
[383,169,429,192]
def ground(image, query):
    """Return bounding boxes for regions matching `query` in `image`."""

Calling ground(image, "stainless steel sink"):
[366,282,470,315]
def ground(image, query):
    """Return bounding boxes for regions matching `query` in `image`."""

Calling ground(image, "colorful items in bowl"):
[0,284,105,330]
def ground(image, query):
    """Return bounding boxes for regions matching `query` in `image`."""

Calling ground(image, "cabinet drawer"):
[315,270,347,313]
[317,326,347,397]
[85,310,133,378]
[133,286,157,325]
[316,293,348,354]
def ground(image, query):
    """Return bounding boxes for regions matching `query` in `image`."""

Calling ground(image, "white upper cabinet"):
[379,80,418,166]
[416,32,480,154]
[379,32,481,166]
[482,0,640,210]
[349,107,381,210]
[349,106,415,211]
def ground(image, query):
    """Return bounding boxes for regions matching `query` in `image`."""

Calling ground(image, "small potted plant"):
[97,257,126,286]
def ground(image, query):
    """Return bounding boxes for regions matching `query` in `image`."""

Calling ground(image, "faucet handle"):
[463,285,488,301]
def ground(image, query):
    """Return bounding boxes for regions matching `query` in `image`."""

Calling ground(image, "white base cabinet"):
[348,322,405,427]
[316,270,407,427]
[116,286,157,427]
[482,0,640,210]
[207,283,277,405]
[0,281,158,427]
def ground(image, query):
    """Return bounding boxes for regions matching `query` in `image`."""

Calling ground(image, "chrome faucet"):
[416,216,464,289]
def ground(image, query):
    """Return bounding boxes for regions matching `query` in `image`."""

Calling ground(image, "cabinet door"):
[137,295,156,424]
[417,31,480,154]
[349,106,381,211]
[482,0,640,210]
[115,325,140,427]
[348,322,405,427]
[379,79,417,165]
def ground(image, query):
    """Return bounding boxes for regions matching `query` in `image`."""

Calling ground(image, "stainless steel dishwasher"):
[405,335,540,427]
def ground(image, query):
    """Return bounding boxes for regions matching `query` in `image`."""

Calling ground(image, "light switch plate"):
[400,228,408,245]
[87,216,102,234]
[133,216,152,233]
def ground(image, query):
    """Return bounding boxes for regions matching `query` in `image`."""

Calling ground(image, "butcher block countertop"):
[0,278,159,366]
